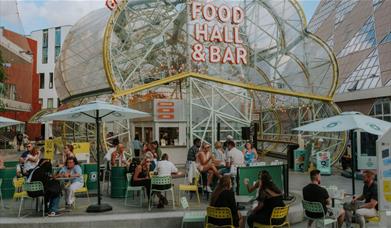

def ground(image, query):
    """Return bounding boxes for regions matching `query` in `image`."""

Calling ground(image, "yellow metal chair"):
[74,174,90,206]
[253,206,290,228]
[205,206,234,228]
[13,177,27,200]
[366,215,380,223]
[178,173,201,207]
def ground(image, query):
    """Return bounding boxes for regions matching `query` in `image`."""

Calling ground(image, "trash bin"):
[110,167,127,198]
[0,168,16,199]
[83,163,98,191]
[4,161,18,168]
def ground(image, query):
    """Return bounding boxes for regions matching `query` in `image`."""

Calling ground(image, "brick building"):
[0,27,41,140]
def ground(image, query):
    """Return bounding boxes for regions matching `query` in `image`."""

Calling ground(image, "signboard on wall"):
[356,131,378,170]
[377,128,391,210]
[72,142,91,163]
[153,99,185,122]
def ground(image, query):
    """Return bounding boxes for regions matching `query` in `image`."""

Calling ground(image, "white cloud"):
[17,0,107,34]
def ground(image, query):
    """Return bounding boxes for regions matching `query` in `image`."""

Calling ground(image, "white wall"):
[30,25,71,138]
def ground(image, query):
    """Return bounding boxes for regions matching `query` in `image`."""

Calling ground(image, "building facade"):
[30,25,71,138]
[0,27,41,140]
[308,0,391,122]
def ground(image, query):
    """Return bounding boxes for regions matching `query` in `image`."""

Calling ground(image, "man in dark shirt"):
[303,169,345,228]
[346,170,378,228]
[186,138,201,162]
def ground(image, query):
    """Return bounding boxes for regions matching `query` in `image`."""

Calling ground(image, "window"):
[158,127,179,146]
[337,48,382,94]
[55,27,61,61]
[47,98,53,109]
[49,73,53,89]
[335,0,359,27]
[380,31,391,45]
[42,29,48,64]
[307,0,336,33]
[39,73,45,89]
[369,98,391,122]
[337,16,377,58]
[1,84,16,100]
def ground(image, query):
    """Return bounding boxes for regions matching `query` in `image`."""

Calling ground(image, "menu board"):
[377,128,391,210]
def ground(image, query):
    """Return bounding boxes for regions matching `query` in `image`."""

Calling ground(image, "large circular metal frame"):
[55,0,347,164]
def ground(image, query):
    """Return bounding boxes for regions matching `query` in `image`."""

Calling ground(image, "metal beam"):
[112,72,333,102]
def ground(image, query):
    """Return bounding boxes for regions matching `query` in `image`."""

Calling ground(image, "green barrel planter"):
[4,161,18,168]
[83,163,98,191]
[0,168,16,199]
[110,167,127,198]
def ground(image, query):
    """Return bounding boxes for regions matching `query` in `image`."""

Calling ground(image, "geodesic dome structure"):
[55,0,346,164]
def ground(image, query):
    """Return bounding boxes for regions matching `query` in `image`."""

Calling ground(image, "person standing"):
[151,141,162,160]
[187,138,201,163]
[345,170,378,228]
[57,157,83,208]
[133,135,142,158]
[303,170,345,228]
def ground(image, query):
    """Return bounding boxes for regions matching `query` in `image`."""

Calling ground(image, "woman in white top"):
[23,146,40,174]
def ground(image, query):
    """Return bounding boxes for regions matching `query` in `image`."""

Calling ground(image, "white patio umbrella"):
[41,100,150,212]
[0,116,23,128]
[293,111,391,135]
[293,111,391,194]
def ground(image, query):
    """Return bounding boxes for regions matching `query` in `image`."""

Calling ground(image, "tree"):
[0,50,6,112]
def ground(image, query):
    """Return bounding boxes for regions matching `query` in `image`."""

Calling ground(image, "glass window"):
[370,99,391,122]
[158,127,179,146]
[49,73,53,89]
[55,27,61,60]
[39,73,45,89]
[335,0,359,27]
[307,0,336,33]
[47,98,53,109]
[337,49,381,94]
[380,31,391,44]
[42,29,48,64]
[337,16,376,58]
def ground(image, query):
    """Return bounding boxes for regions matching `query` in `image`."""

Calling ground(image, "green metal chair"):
[148,175,175,211]
[180,196,205,228]
[125,173,145,207]
[0,178,4,209]
[302,200,337,228]
[18,181,45,217]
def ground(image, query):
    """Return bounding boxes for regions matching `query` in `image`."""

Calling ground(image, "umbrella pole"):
[351,130,356,196]
[86,110,112,213]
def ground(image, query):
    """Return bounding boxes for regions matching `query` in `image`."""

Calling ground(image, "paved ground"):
[1,155,390,227]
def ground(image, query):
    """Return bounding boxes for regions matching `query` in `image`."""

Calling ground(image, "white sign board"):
[377,128,391,210]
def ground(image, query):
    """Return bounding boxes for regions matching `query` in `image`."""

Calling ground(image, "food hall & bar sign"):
[191,1,247,65]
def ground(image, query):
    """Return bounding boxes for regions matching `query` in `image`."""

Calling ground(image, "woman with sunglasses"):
[196,143,222,193]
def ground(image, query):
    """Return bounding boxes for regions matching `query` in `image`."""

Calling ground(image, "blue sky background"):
[0,0,320,35]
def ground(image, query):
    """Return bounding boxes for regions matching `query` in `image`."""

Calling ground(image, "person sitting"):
[345,170,378,228]
[213,141,226,168]
[242,142,258,164]
[145,151,157,171]
[303,169,345,228]
[151,141,162,161]
[243,170,265,194]
[196,143,222,193]
[247,171,285,228]
[227,141,244,166]
[111,143,128,167]
[209,176,242,227]
[62,144,76,166]
[17,142,33,176]
[132,157,167,208]
[57,157,83,208]
[156,153,182,177]
[23,146,40,176]
[28,159,62,216]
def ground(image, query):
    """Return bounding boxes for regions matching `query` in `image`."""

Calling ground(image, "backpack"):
[128,158,140,174]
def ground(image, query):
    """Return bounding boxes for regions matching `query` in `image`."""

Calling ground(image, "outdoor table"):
[235,195,255,209]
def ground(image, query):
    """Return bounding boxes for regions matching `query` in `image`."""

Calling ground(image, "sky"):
[0,0,320,35]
